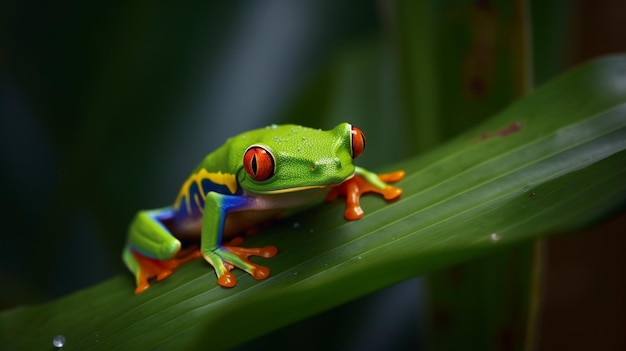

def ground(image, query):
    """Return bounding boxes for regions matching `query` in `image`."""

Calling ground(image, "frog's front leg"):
[201,192,278,288]
[327,166,405,220]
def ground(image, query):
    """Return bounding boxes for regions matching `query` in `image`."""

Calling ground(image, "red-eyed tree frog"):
[122,123,404,294]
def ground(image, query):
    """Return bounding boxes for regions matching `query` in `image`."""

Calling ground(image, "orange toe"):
[327,170,404,221]
[131,247,202,294]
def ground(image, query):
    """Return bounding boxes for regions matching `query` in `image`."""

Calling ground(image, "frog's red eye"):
[243,146,275,181]
[350,126,366,159]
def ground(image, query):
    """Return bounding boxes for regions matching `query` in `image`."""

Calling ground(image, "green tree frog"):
[122,123,404,294]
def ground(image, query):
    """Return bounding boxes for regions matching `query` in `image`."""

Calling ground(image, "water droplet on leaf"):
[52,335,65,348]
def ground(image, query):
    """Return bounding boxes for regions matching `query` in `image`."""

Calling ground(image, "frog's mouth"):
[249,173,355,195]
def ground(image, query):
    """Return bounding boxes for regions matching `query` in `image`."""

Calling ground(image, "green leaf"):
[2,56,625,350]
[393,2,537,348]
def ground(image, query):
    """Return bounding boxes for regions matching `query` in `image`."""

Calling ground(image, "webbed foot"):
[202,237,278,288]
[130,247,202,294]
[327,169,405,220]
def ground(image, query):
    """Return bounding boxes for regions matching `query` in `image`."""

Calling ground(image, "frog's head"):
[236,123,366,194]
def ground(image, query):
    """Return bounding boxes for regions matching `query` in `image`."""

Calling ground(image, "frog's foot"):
[327,170,405,220]
[202,237,278,288]
[131,247,202,294]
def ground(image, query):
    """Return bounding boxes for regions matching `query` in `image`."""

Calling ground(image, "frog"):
[122,123,404,294]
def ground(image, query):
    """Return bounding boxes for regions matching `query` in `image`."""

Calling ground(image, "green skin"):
[122,123,389,291]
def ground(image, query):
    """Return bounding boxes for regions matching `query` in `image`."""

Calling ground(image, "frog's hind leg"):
[122,209,201,294]
[123,245,201,294]
[122,245,153,295]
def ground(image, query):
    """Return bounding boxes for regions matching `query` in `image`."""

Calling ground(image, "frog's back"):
[172,139,243,222]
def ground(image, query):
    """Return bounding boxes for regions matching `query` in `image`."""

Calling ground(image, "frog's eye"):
[350,126,366,159]
[243,146,275,181]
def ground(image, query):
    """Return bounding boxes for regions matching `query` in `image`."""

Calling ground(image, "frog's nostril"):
[333,157,342,168]
[313,158,343,172]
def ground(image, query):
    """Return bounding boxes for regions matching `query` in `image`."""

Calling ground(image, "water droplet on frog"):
[357,256,362,260]
[52,335,66,348]
[293,272,299,276]
[271,124,278,130]
[490,233,500,242]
